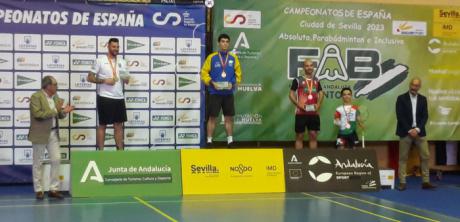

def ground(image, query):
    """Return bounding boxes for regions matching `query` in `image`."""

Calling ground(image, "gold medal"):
[307,94,313,100]
[221,71,227,78]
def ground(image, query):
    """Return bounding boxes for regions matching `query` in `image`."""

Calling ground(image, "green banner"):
[71,151,182,197]
[212,0,460,141]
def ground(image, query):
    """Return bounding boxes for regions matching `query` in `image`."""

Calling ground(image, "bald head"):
[303,59,315,77]
[409,77,421,95]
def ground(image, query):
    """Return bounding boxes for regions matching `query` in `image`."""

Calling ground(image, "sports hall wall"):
[0,0,206,183]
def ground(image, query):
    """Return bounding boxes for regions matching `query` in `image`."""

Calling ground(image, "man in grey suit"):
[28,76,74,199]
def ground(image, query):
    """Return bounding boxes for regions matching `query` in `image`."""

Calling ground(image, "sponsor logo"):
[152,95,174,106]
[152,115,174,121]
[0,115,11,121]
[153,130,172,143]
[224,10,261,29]
[127,112,147,126]
[232,32,262,60]
[16,75,36,86]
[72,113,91,124]
[44,40,67,47]
[392,21,427,36]
[428,38,442,54]
[72,59,94,66]
[152,79,167,86]
[80,161,103,183]
[71,95,93,106]
[15,113,29,123]
[152,12,181,26]
[105,133,114,141]
[152,58,171,69]
[191,164,219,174]
[126,39,145,50]
[288,155,302,165]
[177,113,193,123]
[177,132,198,139]
[177,38,200,54]
[289,169,303,179]
[438,105,452,116]
[176,56,200,72]
[46,55,66,69]
[226,113,262,125]
[126,97,148,103]
[16,56,40,68]
[16,96,30,103]
[72,133,87,141]
[23,149,33,160]
[99,41,109,48]
[151,38,175,53]
[127,60,146,68]
[0,58,8,64]
[0,130,11,145]
[72,38,96,50]
[0,34,12,49]
[229,164,253,175]
[126,76,149,88]
[266,165,280,176]
[16,134,28,141]
[177,97,192,104]
[18,35,39,50]
[75,74,92,88]
[178,76,196,87]
[237,83,262,92]
[335,159,374,169]
[308,156,333,183]
[361,180,377,189]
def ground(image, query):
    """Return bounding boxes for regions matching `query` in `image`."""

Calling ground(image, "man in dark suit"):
[396,77,435,191]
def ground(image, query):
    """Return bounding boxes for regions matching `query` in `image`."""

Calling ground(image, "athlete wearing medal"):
[87,38,129,151]
[201,33,242,147]
[334,87,364,149]
[289,59,324,149]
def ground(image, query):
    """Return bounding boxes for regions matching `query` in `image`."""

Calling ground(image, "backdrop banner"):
[212,0,460,141]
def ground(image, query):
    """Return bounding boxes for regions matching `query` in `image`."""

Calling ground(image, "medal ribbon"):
[306,78,313,97]
[218,51,229,74]
[343,104,351,127]
[107,54,117,78]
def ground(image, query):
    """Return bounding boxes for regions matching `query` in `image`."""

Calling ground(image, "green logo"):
[105,133,114,141]
[80,160,103,183]
[152,58,170,69]
[178,76,196,87]
[127,39,145,50]
[72,112,91,124]
[17,75,36,86]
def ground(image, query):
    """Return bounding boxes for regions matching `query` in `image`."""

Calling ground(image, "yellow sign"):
[181,149,285,195]
[433,8,460,38]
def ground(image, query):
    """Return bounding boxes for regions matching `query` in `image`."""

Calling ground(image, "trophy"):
[214,81,231,90]
[304,104,316,112]
[119,69,130,81]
